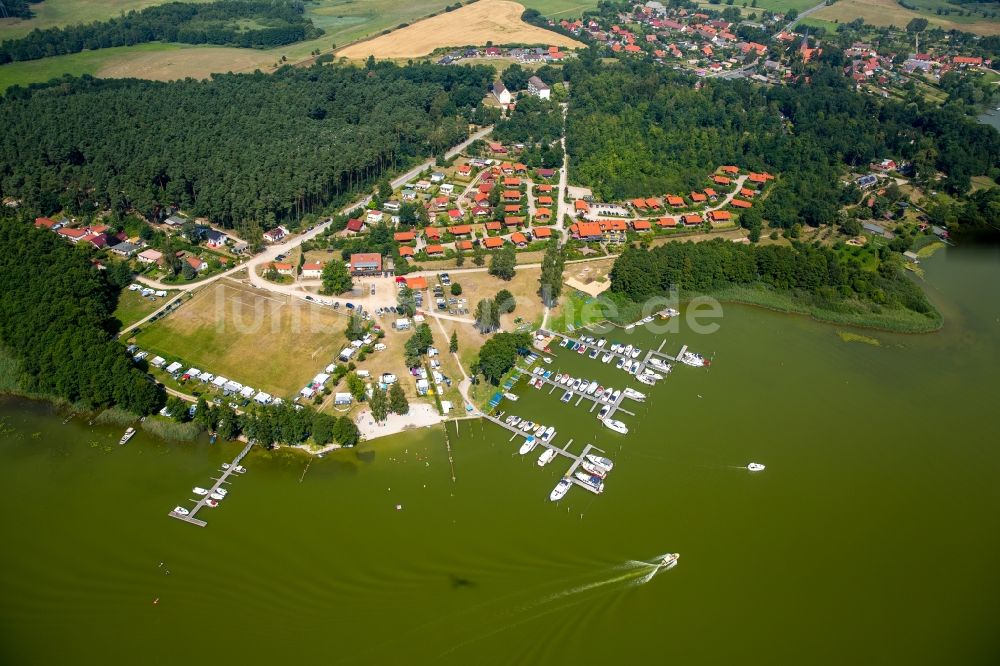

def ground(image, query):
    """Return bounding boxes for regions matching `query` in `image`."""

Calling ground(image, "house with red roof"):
[349,253,382,275]
[394,231,416,242]
[709,210,731,222]
[472,206,491,217]
[574,200,590,215]
[537,195,553,206]
[345,218,364,233]
[510,232,528,247]
[456,240,474,251]
[731,199,752,209]
[532,227,552,239]
[448,225,472,236]
[503,190,522,202]
[485,221,502,232]
[570,221,603,241]
[657,217,677,228]
[399,246,415,257]
[504,216,525,226]
[302,262,324,279]
[483,237,504,249]
[534,208,552,222]
[690,192,707,203]
[682,214,703,225]
[34,217,56,229]
[739,188,755,198]
[57,227,88,243]
[424,244,445,255]
[424,227,442,240]
[406,276,428,290]
[503,177,521,187]
[666,195,684,208]
[721,165,739,175]
[632,220,652,232]
[456,164,473,178]
[704,188,718,200]
[269,261,293,275]
[712,175,731,186]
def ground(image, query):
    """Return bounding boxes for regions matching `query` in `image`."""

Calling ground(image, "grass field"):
[113,289,177,329]
[338,0,582,59]
[811,0,1000,35]
[133,279,346,398]
[0,0,212,39]
[0,43,179,91]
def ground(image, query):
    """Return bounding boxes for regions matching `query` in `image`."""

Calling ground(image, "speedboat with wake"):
[603,419,628,435]
[747,462,766,472]
[659,553,680,569]
[549,478,572,501]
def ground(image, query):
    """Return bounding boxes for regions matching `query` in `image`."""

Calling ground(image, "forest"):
[0,1,321,63]
[0,61,493,228]
[492,95,565,169]
[0,0,40,19]
[609,238,936,322]
[0,214,165,414]
[565,56,999,227]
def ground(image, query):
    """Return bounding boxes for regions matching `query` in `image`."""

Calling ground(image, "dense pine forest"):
[0,216,165,414]
[0,1,321,63]
[609,238,936,324]
[0,0,40,20]
[565,56,999,227]
[0,61,493,227]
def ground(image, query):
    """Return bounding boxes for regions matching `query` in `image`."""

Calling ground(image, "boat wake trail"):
[540,554,676,605]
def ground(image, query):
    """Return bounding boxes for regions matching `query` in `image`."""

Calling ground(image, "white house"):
[439,183,455,195]
[492,81,512,105]
[527,75,551,100]
[430,172,446,183]
[137,249,162,265]
[263,227,286,243]
[302,262,323,278]
[366,209,384,224]
[205,230,228,249]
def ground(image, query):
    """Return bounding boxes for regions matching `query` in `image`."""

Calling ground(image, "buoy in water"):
[395,504,403,511]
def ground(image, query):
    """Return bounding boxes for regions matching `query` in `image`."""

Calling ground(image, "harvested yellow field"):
[338,0,583,59]
[812,0,1000,36]
[97,46,273,82]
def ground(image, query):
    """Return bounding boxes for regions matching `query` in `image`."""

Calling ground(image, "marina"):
[168,440,253,527]
[483,411,609,497]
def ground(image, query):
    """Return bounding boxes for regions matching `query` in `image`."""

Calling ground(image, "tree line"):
[609,238,935,319]
[0,0,40,20]
[0,215,165,414]
[0,1,322,64]
[0,60,494,229]
[564,55,999,227]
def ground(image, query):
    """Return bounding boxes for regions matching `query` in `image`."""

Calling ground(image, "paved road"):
[777,0,827,35]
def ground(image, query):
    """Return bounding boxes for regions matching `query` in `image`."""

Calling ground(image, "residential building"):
[493,81,512,106]
[302,262,323,279]
[137,249,163,265]
[349,253,383,275]
[527,75,551,99]
[263,227,286,243]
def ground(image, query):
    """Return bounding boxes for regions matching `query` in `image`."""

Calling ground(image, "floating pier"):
[482,413,605,495]
[168,441,254,527]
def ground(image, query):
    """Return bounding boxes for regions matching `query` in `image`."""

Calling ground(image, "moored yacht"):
[560,391,572,403]
[615,358,625,370]
[518,436,538,455]
[598,405,610,419]
[602,352,613,363]
[173,506,189,516]
[581,461,608,479]
[542,426,555,443]
[603,419,628,434]
[623,388,645,401]
[637,374,656,385]
[681,351,708,367]
[648,357,670,372]
[503,392,519,401]
[119,427,136,446]
[573,471,605,493]
[537,448,557,467]
[585,454,614,472]
[192,487,209,496]
[549,478,572,501]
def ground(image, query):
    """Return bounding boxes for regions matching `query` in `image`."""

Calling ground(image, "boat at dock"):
[537,448,557,466]
[641,369,663,380]
[581,461,608,479]
[637,374,657,386]
[542,426,555,443]
[648,357,671,372]
[209,492,224,501]
[603,419,628,434]
[598,405,610,419]
[233,466,246,474]
[560,391,572,403]
[518,436,538,455]
[503,392,519,401]
[192,487,209,496]
[623,388,645,401]
[573,471,605,493]
[660,553,680,569]
[205,499,219,508]
[602,352,613,363]
[585,454,614,472]
[173,506,189,516]
[549,478,572,501]
[119,427,136,446]
[215,488,228,497]
[747,462,766,472]
[681,351,708,367]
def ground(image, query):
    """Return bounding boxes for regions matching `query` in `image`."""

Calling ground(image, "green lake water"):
[1,246,999,665]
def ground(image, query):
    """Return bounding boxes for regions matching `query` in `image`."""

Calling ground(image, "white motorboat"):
[597,338,606,348]
[585,454,614,472]
[520,420,534,432]
[205,499,219,508]
[550,478,572,501]
[642,369,664,380]
[537,448,557,467]
[624,344,633,356]
[572,379,582,391]
[504,392,519,401]
[586,381,598,395]
[602,352,613,363]
[510,416,522,426]
[615,358,625,369]
[519,436,538,455]
[628,363,640,375]
[210,492,225,501]
[603,419,628,434]
[543,357,552,364]
[173,506,190,516]
[631,348,641,359]
[659,308,680,319]
[611,389,621,402]
[747,462,766,472]
[637,374,657,386]
[542,426,555,443]
[573,471,605,493]
[561,391,572,403]
[648,357,670,372]
[192,487,209,496]
[595,387,604,399]
[623,388,645,401]
[215,488,228,497]
[625,323,635,330]
[660,553,680,569]
[581,461,607,479]
[681,351,707,367]
[119,427,136,446]
[598,405,610,419]
[534,423,546,436]
[233,466,246,473]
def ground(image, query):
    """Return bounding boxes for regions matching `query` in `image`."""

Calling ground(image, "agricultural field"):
[0,43,180,91]
[132,279,347,398]
[0,0,210,39]
[338,0,583,59]
[811,0,1000,35]
[95,44,272,81]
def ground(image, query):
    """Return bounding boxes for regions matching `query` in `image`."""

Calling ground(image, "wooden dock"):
[482,413,606,496]
[168,441,254,527]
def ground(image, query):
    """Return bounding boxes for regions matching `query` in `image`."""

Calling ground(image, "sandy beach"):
[356,404,445,441]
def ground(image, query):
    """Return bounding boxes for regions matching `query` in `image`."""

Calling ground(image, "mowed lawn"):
[113,288,177,329]
[134,280,347,398]
[0,43,183,91]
